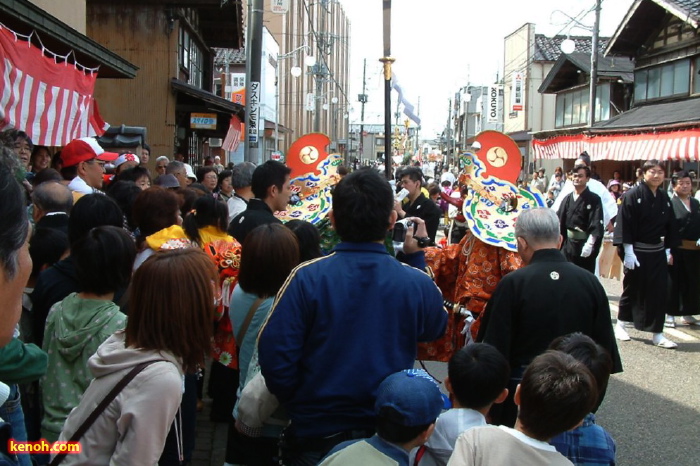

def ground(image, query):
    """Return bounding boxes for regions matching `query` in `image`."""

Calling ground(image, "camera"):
[392,219,432,254]
[392,219,414,243]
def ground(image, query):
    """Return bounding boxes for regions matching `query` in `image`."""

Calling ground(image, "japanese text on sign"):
[248,81,260,144]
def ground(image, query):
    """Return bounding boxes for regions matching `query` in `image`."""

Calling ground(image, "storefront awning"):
[532,128,700,162]
[171,78,244,118]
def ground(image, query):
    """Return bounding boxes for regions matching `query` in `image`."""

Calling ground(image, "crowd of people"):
[0,127,696,466]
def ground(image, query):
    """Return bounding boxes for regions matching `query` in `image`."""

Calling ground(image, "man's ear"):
[494,388,509,404]
[267,184,278,200]
[388,209,398,230]
[516,236,527,251]
[513,384,522,407]
[557,234,563,249]
[444,376,453,396]
[329,210,336,229]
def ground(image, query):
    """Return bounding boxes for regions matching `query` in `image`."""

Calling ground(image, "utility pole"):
[359,58,367,163]
[380,0,394,179]
[415,97,420,158]
[244,0,263,164]
[446,98,452,166]
[313,0,328,133]
[588,0,601,127]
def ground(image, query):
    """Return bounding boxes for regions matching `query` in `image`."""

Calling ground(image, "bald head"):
[32,181,73,221]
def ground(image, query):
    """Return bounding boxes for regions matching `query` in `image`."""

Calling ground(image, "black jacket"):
[227,198,282,244]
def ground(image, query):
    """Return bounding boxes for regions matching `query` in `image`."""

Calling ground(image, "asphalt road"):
[418,276,700,466]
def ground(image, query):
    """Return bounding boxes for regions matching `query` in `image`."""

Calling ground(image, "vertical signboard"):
[248,81,260,146]
[271,0,289,14]
[230,73,245,105]
[488,85,501,123]
[511,72,523,112]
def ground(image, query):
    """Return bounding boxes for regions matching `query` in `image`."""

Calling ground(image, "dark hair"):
[189,182,211,194]
[337,165,349,176]
[572,164,591,178]
[0,147,29,280]
[231,162,256,189]
[428,185,441,197]
[60,164,78,181]
[518,351,598,441]
[642,159,663,173]
[132,187,181,242]
[126,248,216,373]
[448,343,510,410]
[114,166,151,185]
[578,151,591,166]
[182,195,229,246]
[548,333,613,412]
[106,181,143,230]
[238,223,300,298]
[51,151,63,171]
[29,228,69,279]
[142,143,150,153]
[251,160,291,199]
[332,168,394,242]
[31,168,63,187]
[441,180,451,187]
[1,129,33,151]
[68,194,124,246]
[176,187,207,217]
[285,220,322,263]
[31,181,73,214]
[376,407,432,444]
[400,166,423,184]
[217,169,233,191]
[196,166,217,183]
[72,226,135,295]
[671,170,691,187]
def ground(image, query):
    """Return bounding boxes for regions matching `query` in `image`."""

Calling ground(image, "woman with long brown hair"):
[55,249,217,465]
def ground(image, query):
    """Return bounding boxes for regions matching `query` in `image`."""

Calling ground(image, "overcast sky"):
[340,0,634,138]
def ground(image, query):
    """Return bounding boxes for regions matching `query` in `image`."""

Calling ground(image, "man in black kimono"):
[667,171,700,327]
[394,166,442,244]
[613,159,679,349]
[477,208,621,427]
[556,165,604,273]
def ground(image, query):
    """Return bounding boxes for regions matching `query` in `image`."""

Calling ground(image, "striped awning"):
[532,128,700,162]
[0,25,106,146]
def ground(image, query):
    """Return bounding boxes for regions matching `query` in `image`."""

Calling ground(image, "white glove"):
[580,236,596,258]
[696,238,700,247]
[666,248,672,265]
[623,243,640,270]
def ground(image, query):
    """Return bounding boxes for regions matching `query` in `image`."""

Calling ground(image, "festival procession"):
[1,0,700,465]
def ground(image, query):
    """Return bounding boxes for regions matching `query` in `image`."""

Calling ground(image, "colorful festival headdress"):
[458,131,545,251]
[275,133,342,225]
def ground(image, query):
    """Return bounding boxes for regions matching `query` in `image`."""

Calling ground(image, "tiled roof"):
[664,0,700,23]
[534,35,610,62]
[592,97,700,130]
[214,48,246,65]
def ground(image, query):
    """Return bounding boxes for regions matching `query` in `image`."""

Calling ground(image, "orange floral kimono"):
[418,231,522,361]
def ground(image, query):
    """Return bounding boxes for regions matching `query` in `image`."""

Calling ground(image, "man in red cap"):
[61,137,118,195]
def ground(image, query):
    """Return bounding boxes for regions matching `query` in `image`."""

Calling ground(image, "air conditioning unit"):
[209,138,222,147]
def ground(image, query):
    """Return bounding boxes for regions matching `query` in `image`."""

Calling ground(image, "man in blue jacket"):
[258,168,447,465]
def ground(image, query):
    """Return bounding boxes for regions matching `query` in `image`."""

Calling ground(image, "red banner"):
[0,26,106,146]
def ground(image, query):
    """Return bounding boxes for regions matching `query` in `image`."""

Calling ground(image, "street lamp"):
[276,45,316,152]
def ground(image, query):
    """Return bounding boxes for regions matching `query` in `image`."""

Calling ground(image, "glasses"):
[647,170,665,177]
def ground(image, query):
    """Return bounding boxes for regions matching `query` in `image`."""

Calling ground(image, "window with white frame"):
[179,27,204,88]
[554,84,610,128]
[634,59,690,102]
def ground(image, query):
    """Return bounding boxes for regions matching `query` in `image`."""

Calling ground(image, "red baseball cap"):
[61,137,119,167]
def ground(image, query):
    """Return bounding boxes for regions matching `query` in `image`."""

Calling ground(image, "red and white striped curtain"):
[222,115,242,152]
[0,26,107,146]
[532,128,700,162]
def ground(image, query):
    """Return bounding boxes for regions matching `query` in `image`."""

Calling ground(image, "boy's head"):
[516,351,597,441]
[375,369,444,448]
[73,225,136,295]
[446,343,510,411]
[331,168,395,242]
[549,333,613,412]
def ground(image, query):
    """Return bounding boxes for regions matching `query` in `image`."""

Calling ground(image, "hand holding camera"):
[392,217,431,255]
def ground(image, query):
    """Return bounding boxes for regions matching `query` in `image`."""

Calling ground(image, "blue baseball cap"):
[374,369,444,426]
